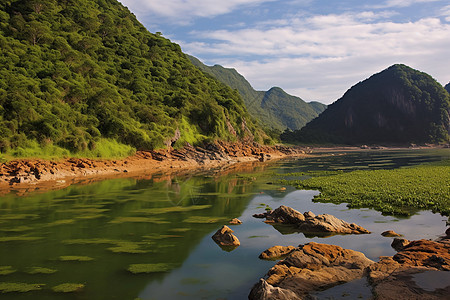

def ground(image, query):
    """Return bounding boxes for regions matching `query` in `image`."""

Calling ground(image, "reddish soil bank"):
[0,141,308,195]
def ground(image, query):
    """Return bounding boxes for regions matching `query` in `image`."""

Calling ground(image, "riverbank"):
[0,141,308,195]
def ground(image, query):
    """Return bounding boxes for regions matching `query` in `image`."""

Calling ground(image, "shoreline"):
[0,141,309,195]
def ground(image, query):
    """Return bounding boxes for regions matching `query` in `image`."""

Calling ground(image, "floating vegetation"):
[52,283,85,293]
[0,226,33,233]
[0,266,16,275]
[0,282,44,293]
[132,205,212,215]
[182,216,228,224]
[169,228,191,233]
[56,208,110,214]
[63,239,150,254]
[44,219,76,227]
[127,263,175,274]
[58,256,94,262]
[142,234,183,240]
[109,217,169,224]
[25,267,58,274]
[0,236,43,242]
[0,214,39,220]
[289,161,450,216]
[75,214,105,220]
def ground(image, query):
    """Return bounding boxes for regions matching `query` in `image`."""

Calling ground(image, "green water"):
[0,149,448,299]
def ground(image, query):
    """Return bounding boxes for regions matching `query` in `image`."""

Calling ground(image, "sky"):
[118,0,450,104]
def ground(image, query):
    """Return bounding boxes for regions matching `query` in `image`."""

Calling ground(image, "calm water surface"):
[0,149,448,299]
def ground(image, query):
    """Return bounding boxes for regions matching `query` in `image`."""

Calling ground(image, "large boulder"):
[211,225,240,247]
[262,205,370,235]
[259,246,296,260]
[249,242,374,299]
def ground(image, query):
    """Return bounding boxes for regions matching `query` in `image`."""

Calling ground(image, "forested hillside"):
[0,0,266,158]
[445,82,450,94]
[282,64,450,145]
[187,55,326,133]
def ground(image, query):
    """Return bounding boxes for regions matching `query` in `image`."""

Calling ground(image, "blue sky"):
[119,0,450,104]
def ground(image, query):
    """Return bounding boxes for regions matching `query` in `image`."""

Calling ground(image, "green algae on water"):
[26,267,58,274]
[107,241,150,254]
[182,216,227,224]
[0,266,16,275]
[59,256,94,262]
[132,205,212,215]
[0,226,33,233]
[44,219,76,227]
[0,236,43,242]
[0,282,44,293]
[127,263,175,274]
[52,283,85,293]
[109,217,169,224]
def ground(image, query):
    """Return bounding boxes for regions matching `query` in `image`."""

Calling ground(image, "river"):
[0,149,448,299]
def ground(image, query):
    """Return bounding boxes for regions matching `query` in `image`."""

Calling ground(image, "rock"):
[229,218,242,225]
[262,206,370,235]
[253,212,269,219]
[259,246,296,260]
[382,230,402,237]
[211,225,240,247]
[393,239,450,271]
[250,242,374,299]
[391,238,410,251]
[248,279,299,300]
[265,205,305,224]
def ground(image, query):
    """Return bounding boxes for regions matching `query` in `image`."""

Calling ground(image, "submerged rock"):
[229,218,242,225]
[259,246,296,260]
[211,225,240,247]
[262,205,370,235]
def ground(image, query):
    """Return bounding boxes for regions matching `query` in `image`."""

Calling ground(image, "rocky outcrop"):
[211,225,240,247]
[259,246,296,260]
[249,242,374,299]
[382,230,402,237]
[391,238,410,251]
[229,218,242,225]
[250,238,450,299]
[260,205,370,235]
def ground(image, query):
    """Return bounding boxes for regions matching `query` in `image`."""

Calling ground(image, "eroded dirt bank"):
[0,141,308,195]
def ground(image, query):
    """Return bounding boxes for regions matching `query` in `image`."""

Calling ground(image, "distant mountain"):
[0,0,266,156]
[282,64,450,145]
[187,55,326,132]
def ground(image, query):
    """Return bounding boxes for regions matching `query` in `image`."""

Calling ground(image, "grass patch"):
[132,205,212,215]
[25,267,58,274]
[109,217,169,224]
[0,266,16,275]
[127,263,175,274]
[58,256,94,262]
[289,161,450,216]
[0,282,44,293]
[182,216,228,224]
[52,283,85,293]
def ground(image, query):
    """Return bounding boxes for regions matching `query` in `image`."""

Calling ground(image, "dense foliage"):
[282,64,450,145]
[283,160,450,216]
[0,0,266,158]
[187,55,326,133]
[445,82,450,94]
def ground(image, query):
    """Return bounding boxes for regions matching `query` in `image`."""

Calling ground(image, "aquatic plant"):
[52,283,85,293]
[182,216,228,223]
[127,263,175,274]
[109,217,169,224]
[0,282,44,293]
[58,256,94,262]
[26,267,58,274]
[132,205,212,215]
[0,266,16,275]
[289,162,450,216]
[0,236,43,242]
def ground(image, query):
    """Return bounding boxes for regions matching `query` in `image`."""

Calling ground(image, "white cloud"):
[182,13,450,103]
[119,0,275,22]
[373,0,442,8]
[441,5,450,21]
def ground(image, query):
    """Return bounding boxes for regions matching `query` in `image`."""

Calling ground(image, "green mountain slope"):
[187,55,327,132]
[282,64,450,145]
[0,0,266,157]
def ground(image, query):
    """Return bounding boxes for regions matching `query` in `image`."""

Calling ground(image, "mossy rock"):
[0,282,44,293]
[127,263,175,274]
[52,283,85,293]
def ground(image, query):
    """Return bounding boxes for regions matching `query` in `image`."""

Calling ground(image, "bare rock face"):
[259,246,296,260]
[263,205,370,235]
[249,242,374,299]
[211,225,240,247]
[248,279,299,300]
[392,239,450,271]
